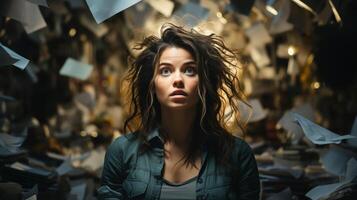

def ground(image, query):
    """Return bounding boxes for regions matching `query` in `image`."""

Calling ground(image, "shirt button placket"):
[197,178,203,184]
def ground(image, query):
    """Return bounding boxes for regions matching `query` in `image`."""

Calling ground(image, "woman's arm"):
[235,140,260,200]
[97,138,127,199]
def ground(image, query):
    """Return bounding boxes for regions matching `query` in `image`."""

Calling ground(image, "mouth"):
[169,90,188,96]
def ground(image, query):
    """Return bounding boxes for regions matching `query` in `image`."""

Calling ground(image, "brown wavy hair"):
[121,23,247,166]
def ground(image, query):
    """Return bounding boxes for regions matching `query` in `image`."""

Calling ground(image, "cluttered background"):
[1,0,357,199]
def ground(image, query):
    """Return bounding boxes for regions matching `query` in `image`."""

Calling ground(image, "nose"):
[173,71,184,88]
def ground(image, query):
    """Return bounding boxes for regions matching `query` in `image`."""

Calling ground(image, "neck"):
[160,107,197,146]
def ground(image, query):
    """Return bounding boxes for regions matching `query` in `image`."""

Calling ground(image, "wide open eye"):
[159,67,171,76]
[184,66,197,76]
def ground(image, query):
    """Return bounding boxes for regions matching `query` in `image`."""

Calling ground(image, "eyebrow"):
[159,61,197,67]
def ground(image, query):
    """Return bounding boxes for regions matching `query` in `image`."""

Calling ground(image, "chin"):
[164,103,195,110]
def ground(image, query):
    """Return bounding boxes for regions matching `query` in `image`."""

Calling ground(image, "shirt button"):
[197,178,203,183]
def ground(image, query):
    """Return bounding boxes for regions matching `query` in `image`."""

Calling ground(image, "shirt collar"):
[146,127,209,153]
[146,127,164,146]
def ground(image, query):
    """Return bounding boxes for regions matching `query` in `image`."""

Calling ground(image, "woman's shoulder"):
[108,131,142,152]
[232,136,251,148]
[230,136,255,160]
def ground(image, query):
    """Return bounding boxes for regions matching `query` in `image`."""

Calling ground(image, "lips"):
[169,90,188,96]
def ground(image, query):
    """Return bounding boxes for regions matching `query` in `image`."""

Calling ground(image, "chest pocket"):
[205,174,234,199]
[123,169,150,199]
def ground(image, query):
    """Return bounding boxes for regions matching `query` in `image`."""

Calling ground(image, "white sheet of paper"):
[258,66,276,79]
[238,99,268,123]
[26,0,48,7]
[0,46,17,67]
[321,146,356,176]
[249,45,270,68]
[23,4,47,33]
[173,2,209,27]
[269,0,293,34]
[245,23,272,47]
[287,57,299,76]
[25,195,37,200]
[347,116,357,148]
[277,104,315,143]
[0,0,46,33]
[306,179,351,200]
[345,158,357,181]
[0,133,26,148]
[0,43,29,70]
[294,113,356,145]
[59,58,93,80]
[10,162,32,171]
[277,44,290,58]
[80,149,105,171]
[85,0,142,23]
[147,0,174,17]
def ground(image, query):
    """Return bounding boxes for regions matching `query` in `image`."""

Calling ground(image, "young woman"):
[98,23,260,200]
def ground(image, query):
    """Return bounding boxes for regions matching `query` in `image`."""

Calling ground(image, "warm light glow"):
[312,81,320,89]
[266,5,278,16]
[69,28,77,37]
[307,54,314,65]
[80,131,87,137]
[87,131,98,138]
[288,46,296,56]
[0,30,6,37]
[219,17,227,24]
[292,0,317,15]
[328,0,342,23]
[216,12,227,24]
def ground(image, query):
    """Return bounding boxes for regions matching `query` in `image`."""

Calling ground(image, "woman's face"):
[154,46,199,110]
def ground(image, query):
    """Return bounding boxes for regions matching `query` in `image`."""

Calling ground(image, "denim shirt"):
[97,129,260,200]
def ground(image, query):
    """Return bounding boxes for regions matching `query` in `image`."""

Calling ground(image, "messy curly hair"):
[121,23,247,166]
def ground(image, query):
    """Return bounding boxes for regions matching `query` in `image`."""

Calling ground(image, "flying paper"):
[269,0,293,34]
[321,146,357,176]
[0,0,47,33]
[0,133,26,148]
[147,0,174,17]
[85,0,143,23]
[293,113,356,145]
[347,116,357,148]
[59,58,93,80]
[238,99,268,123]
[277,104,315,143]
[306,179,351,200]
[173,2,209,27]
[0,43,29,70]
[245,23,272,47]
